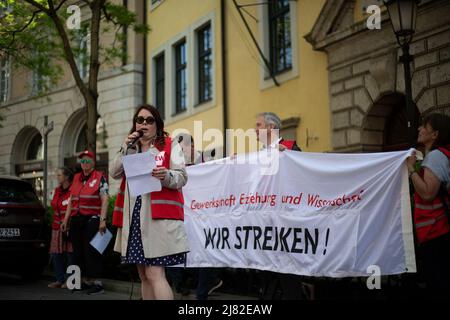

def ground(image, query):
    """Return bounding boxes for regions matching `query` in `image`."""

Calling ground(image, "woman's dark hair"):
[129,104,169,149]
[60,167,74,183]
[421,113,450,148]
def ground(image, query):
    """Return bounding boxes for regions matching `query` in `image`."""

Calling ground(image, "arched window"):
[74,118,108,153]
[26,133,43,161]
[76,124,88,153]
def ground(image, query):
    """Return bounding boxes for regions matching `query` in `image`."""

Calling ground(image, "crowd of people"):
[46,104,450,300]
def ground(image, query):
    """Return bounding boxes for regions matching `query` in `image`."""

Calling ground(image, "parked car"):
[0,176,49,280]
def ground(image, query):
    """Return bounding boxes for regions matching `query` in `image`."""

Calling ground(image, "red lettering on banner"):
[189,190,365,211]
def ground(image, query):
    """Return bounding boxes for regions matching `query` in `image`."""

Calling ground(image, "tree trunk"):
[86,94,98,156]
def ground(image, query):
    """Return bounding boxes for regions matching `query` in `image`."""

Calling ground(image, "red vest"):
[70,170,104,217]
[414,146,450,244]
[51,186,71,230]
[112,137,185,228]
[280,140,296,150]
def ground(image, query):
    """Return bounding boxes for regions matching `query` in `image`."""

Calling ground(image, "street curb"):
[101,278,141,299]
[43,266,141,299]
[43,267,257,300]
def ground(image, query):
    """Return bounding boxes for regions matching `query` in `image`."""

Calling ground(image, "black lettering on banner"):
[204,228,217,249]
[305,228,319,254]
[243,226,252,250]
[253,226,262,250]
[222,227,231,249]
[279,227,291,252]
[273,226,279,251]
[235,227,242,249]
[216,227,221,249]
[262,227,273,251]
[291,228,303,253]
[203,226,331,256]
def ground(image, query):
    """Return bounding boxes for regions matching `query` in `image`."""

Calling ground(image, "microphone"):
[127,130,144,149]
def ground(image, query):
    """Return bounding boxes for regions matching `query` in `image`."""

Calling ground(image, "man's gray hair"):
[258,112,282,130]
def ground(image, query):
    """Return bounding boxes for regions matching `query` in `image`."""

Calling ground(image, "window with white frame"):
[259,0,298,88]
[0,57,10,104]
[32,71,43,95]
[75,28,90,80]
[150,13,215,123]
[0,0,12,18]
[197,22,213,105]
[154,53,165,119]
[268,0,292,75]
[150,0,165,11]
[30,49,50,96]
[174,39,187,115]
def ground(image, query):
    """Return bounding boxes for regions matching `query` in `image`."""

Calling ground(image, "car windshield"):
[0,180,40,203]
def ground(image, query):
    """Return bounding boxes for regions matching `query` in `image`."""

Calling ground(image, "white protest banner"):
[183,150,416,278]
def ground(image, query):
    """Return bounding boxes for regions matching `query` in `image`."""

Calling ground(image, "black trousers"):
[419,233,450,298]
[260,271,304,300]
[70,215,103,279]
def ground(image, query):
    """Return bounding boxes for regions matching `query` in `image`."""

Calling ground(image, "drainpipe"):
[122,0,128,66]
[221,0,228,157]
[143,0,148,104]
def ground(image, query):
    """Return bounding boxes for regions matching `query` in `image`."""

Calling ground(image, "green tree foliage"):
[0,0,148,151]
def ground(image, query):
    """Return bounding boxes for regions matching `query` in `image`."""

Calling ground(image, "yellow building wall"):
[226,0,330,153]
[146,0,224,151]
[147,0,331,154]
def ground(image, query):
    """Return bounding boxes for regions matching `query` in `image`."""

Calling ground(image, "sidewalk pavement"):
[43,268,257,300]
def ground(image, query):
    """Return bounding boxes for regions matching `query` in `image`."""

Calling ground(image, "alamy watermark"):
[66,5,81,30]
[366,5,382,30]
[366,265,382,290]
[66,265,81,290]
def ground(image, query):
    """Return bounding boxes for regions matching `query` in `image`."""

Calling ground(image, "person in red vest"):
[61,150,109,295]
[111,104,189,300]
[255,112,301,152]
[406,113,450,298]
[255,112,316,300]
[48,167,74,289]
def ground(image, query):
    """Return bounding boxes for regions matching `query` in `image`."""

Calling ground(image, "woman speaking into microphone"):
[111,104,189,300]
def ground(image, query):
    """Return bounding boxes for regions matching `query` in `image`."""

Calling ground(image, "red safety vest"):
[280,139,296,150]
[51,186,71,230]
[414,145,450,244]
[70,170,104,217]
[112,137,185,228]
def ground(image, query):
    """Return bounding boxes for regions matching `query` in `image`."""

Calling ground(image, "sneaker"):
[87,284,105,295]
[48,282,63,289]
[69,282,92,293]
[208,279,223,296]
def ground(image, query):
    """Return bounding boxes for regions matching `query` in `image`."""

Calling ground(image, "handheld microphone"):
[127,130,144,149]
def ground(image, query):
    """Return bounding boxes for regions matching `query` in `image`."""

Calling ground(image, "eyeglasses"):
[135,116,156,125]
[80,159,93,164]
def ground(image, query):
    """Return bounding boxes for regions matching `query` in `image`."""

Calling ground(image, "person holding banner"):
[255,112,313,300]
[111,104,189,300]
[255,112,301,152]
[407,113,450,298]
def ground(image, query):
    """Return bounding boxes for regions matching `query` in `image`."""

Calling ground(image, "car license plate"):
[0,228,21,238]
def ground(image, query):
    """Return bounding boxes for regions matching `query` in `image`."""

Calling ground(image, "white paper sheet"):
[122,151,162,197]
[90,229,113,255]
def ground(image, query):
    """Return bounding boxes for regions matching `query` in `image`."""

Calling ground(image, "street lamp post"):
[42,116,54,208]
[384,0,420,147]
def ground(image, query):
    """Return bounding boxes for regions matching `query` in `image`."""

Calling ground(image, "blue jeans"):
[51,253,74,283]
